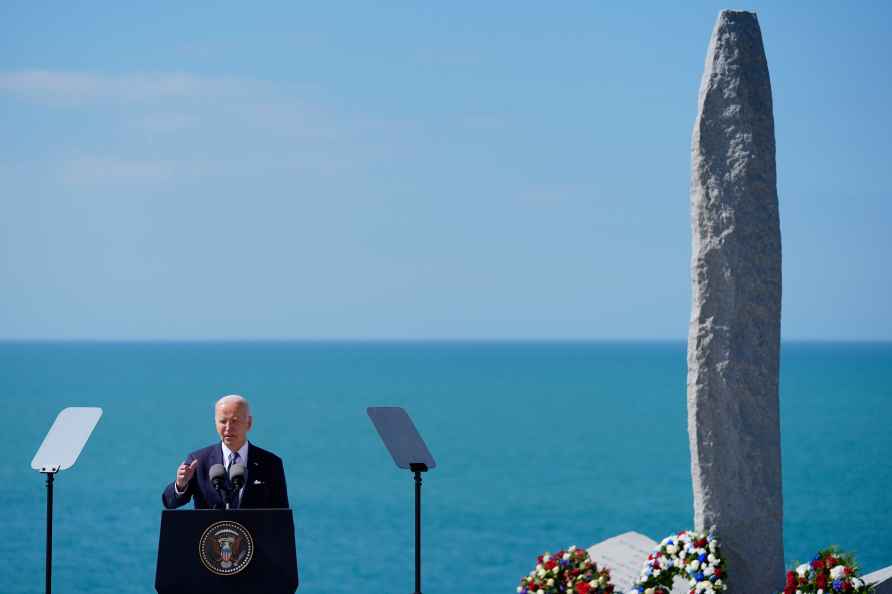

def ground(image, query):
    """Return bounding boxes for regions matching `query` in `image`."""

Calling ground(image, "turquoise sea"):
[2,341,890,594]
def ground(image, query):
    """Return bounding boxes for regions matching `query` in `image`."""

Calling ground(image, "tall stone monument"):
[687,10,783,593]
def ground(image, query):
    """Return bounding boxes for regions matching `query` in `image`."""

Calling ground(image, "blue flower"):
[833,579,844,591]
[695,571,705,581]
[699,553,707,562]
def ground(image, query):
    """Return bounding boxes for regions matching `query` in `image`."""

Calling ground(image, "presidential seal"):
[198,520,254,575]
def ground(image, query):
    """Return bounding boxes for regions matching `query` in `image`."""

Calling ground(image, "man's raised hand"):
[175,459,198,490]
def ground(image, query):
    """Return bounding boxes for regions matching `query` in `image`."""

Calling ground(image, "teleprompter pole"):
[45,471,55,594]
[410,463,427,594]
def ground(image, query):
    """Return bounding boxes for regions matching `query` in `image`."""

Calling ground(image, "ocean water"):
[1,341,890,594]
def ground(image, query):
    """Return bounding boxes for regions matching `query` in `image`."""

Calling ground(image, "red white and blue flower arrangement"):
[627,530,726,594]
[518,546,616,594]
[780,547,874,594]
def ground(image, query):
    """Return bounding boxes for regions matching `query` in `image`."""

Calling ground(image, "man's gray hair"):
[215,394,251,416]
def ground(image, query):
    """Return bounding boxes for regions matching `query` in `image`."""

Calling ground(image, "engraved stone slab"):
[587,532,686,594]
[865,565,892,594]
[687,10,784,593]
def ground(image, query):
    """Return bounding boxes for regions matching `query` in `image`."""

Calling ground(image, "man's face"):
[215,400,252,451]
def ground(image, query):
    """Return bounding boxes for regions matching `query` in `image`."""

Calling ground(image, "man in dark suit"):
[162,394,289,509]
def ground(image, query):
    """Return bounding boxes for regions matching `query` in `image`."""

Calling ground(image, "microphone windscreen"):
[229,463,246,488]
[209,463,226,483]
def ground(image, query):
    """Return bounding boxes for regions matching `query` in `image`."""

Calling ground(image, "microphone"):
[209,464,227,491]
[229,463,246,491]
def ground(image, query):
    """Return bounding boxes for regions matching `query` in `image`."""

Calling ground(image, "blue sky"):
[2,2,890,340]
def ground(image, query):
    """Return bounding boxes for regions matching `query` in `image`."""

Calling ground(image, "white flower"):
[537,589,545,594]
[543,555,551,562]
[817,589,824,594]
[537,568,546,578]
[563,553,571,560]
[517,587,522,593]
[689,560,701,571]
[568,545,577,552]
[796,563,811,577]
[852,578,863,588]
[830,565,846,580]
[703,565,715,576]
[547,578,554,586]
[666,544,678,555]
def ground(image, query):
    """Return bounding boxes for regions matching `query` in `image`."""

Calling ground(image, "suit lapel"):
[211,444,224,466]
[242,443,257,505]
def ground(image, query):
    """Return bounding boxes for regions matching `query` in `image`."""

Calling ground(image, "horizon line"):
[1,337,890,344]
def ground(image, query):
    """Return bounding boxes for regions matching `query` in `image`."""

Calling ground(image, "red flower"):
[714,567,722,578]
[826,556,837,568]
[786,571,797,587]
[812,559,824,570]
[575,582,591,594]
[545,560,557,570]
[816,574,827,589]
[845,566,854,575]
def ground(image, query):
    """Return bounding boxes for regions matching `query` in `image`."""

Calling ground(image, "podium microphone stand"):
[368,407,436,594]
[31,407,103,594]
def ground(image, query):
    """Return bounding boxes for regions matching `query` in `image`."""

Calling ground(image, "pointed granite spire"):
[687,10,783,593]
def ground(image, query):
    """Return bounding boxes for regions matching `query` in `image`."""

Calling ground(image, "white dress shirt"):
[222,441,250,502]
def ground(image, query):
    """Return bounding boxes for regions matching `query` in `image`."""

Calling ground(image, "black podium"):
[156,509,299,594]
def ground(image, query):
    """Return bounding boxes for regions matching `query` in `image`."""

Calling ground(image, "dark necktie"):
[227,452,241,508]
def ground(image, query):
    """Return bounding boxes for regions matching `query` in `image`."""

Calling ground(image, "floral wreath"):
[627,529,726,594]
[780,547,874,594]
[518,545,616,594]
